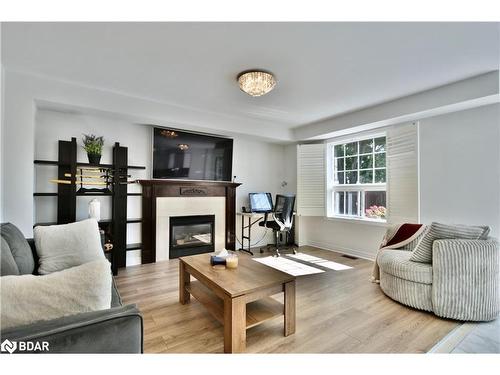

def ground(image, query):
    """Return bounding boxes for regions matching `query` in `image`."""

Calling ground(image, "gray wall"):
[295,104,500,259]
[33,108,290,265]
[419,103,500,237]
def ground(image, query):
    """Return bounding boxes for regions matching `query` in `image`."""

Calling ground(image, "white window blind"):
[386,122,419,224]
[297,143,325,216]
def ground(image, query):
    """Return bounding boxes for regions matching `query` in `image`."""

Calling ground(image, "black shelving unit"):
[34,159,146,170]
[33,137,145,275]
[126,243,142,251]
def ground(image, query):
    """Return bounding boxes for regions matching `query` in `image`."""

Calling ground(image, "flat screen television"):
[152,127,233,181]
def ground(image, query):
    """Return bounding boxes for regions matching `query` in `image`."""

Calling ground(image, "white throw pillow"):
[0,259,112,330]
[410,222,490,263]
[34,219,105,275]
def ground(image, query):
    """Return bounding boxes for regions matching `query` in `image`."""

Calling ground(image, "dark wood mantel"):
[138,179,241,264]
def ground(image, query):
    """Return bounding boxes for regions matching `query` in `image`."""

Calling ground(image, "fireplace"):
[138,180,240,264]
[169,215,215,258]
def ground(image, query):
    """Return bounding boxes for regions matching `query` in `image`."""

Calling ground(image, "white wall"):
[4,69,499,266]
[296,104,500,260]
[297,217,387,260]
[233,138,293,250]
[283,144,297,194]
[294,71,499,141]
[0,23,4,223]
[419,103,500,237]
[34,110,150,265]
[1,70,294,239]
[33,108,288,265]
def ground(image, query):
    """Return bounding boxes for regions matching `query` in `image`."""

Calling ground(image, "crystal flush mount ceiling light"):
[237,70,276,97]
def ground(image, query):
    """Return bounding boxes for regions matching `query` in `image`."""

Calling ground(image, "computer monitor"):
[248,193,273,213]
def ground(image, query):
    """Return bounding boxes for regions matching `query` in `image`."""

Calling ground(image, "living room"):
[1,1,499,373]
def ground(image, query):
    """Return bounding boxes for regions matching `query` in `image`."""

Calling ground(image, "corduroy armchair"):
[378,236,500,321]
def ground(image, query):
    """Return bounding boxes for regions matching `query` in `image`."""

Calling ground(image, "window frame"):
[326,132,388,223]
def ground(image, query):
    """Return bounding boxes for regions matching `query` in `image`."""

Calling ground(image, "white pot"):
[88,199,101,221]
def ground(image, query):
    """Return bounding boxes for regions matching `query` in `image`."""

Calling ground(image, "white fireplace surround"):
[156,197,226,261]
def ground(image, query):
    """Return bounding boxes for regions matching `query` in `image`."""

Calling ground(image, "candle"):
[225,254,238,269]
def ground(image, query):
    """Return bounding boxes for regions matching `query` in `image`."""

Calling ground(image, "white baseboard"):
[305,240,376,261]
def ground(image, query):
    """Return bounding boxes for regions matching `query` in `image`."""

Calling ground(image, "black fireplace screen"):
[169,215,215,258]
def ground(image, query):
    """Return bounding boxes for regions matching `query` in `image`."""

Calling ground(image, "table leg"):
[241,214,244,250]
[284,280,296,336]
[247,216,251,253]
[179,260,190,304]
[223,295,246,353]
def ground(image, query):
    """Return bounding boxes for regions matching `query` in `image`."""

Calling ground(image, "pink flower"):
[365,205,386,219]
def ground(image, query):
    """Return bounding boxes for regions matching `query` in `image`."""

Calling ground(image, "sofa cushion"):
[0,223,35,275]
[1,237,20,276]
[111,278,123,307]
[0,259,112,330]
[410,222,490,263]
[34,219,105,275]
[378,249,433,284]
[1,305,143,354]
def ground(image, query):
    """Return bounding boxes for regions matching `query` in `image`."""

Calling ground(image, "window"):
[328,135,387,221]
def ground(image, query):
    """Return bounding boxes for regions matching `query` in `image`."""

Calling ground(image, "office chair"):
[259,194,296,257]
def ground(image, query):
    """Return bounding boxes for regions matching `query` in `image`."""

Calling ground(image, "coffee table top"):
[180,253,295,297]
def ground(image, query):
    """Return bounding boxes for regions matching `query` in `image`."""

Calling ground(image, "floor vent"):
[342,254,358,260]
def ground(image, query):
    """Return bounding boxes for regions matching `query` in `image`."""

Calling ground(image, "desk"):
[236,212,265,256]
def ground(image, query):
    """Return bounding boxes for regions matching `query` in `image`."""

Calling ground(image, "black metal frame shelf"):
[126,243,142,251]
[77,192,113,196]
[33,138,145,275]
[127,218,142,224]
[34,159,146,170]
[34,218,143,227]
[34,192,142,197]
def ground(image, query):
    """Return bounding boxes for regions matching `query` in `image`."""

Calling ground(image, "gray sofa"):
[0,222,143,353]
[378,232,500,321]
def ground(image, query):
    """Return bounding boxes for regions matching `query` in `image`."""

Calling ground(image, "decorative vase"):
[87,153,101,165]
[88,199,101,221]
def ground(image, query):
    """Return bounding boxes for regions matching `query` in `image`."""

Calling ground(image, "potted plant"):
[82,134,104,165]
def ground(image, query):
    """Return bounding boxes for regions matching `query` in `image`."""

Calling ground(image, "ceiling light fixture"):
[177,144,189,151]
[160,130,178,138]
[237,70,276,97]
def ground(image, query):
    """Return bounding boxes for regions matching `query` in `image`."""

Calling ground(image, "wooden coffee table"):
[179,253,296,353]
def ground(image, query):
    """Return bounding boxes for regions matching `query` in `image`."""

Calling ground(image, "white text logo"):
[1,339,49,353]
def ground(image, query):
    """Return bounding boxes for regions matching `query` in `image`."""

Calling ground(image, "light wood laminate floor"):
[115,246,460,353]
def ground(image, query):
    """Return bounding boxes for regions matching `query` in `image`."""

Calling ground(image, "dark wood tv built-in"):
[138,179,241,264]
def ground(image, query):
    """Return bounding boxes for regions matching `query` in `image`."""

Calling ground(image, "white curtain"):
[386,122,419,224]
[296,143,325,216]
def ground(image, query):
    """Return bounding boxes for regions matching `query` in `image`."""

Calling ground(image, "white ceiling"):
[2,22,499,134]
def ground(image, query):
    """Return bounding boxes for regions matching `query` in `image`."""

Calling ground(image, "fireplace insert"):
[169,215,215,258]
